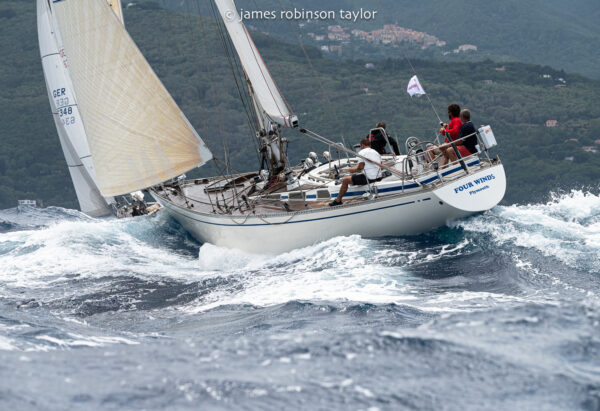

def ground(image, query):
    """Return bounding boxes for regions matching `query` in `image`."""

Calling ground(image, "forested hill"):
[159,0,600,79]
[1,1,599,210]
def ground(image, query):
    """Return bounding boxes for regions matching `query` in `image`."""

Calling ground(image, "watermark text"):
[225,8,378,23]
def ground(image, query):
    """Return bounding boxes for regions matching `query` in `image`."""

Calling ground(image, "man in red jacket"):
[439,103,461,166]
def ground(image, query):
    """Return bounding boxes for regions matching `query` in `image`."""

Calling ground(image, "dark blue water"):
[1,191,599,410]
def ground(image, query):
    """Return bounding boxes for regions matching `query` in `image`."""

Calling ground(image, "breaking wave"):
[1,191,600,409]
[1,190,599,316]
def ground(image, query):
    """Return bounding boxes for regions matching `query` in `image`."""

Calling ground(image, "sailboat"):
[38,0,506,254]
[37,0,174,217]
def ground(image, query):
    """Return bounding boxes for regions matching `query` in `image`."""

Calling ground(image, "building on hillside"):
[457,44,477,52]
[594,139,600,145]
[545,120,558,127]
[328,32,350,41]
[329,45,343,55]
[582,146,598,153]
[565,138,579,142]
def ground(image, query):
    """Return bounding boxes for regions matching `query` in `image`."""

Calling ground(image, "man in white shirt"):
[329,138,382,206]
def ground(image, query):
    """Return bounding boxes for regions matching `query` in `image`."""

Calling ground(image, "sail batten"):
[52,0,212,197]
[214,0,297,128]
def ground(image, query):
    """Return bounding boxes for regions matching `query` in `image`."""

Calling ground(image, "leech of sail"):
[38,0,113,216]
[214,0,297,128]
[107,0,124,24]
[52,0,213,197]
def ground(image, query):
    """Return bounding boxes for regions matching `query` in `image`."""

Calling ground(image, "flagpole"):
[424,92,442,124]
[407,76,443,144]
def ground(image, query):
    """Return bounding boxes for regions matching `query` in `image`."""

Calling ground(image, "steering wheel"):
[405,136,420,153]
[408,141,443,163]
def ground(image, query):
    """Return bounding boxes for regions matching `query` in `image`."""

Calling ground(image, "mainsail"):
[52,0,212,197]
[214,0,297,129]
[37,0,113,217]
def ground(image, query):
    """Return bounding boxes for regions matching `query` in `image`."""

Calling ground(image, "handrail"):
[402,130,484,182]
[300,127,491,196]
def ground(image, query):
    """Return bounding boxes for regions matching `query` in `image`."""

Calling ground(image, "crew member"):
[330,138,382,206]
[439,103,462,166]
[442,108,478,163]
[369,122,400,155]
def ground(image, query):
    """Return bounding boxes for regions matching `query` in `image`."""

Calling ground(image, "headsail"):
[52,0,212,197]
[214,0,298,129]
[37,0,113,217]
[107,0,124,24]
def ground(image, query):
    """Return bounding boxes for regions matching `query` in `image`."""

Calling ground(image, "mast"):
[213,0,299,189]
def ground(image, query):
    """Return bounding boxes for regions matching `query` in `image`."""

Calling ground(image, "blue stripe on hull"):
[160,196,433,228]
[301,160,480,199]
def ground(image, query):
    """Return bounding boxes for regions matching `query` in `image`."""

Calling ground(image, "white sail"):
[107,0,124,24]
[52,0,212,197]
[37,0,113,217]
[214,0,298,129]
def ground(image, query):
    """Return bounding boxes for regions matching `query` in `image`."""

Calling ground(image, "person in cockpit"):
[368,122,400,155]
[329,138,382,206]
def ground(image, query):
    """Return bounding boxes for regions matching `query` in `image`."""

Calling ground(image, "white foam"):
[5,192,595,317]
[188,236,420,312]
[187,235,485,313]
[0,335,18,351]
[0,215,205,290]
[0,330,138,352]
[453,190,600,272]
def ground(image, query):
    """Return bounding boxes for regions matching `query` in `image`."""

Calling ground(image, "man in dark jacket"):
[368,122,400,155]
[442,109,478,164]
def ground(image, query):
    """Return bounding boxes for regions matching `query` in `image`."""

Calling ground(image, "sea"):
[0,190,599,410]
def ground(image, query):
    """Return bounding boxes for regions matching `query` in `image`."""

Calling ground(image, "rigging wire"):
[158,0,235,176]
[189,0,234,172]
[274,0,347,141]
[207,0,263,145]
[373,0,443,125]
[207,0,260,131]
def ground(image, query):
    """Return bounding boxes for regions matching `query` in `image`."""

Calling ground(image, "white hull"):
[152,164,506,254]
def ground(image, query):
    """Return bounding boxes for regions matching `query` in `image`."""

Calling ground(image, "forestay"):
[52,0,213,197]
[214,0,297,128]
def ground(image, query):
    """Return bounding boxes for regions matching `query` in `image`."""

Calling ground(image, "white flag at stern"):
[407,75,426,97]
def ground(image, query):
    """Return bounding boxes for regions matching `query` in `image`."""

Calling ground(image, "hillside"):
[158,0,600,79]
[1,1,599,210]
